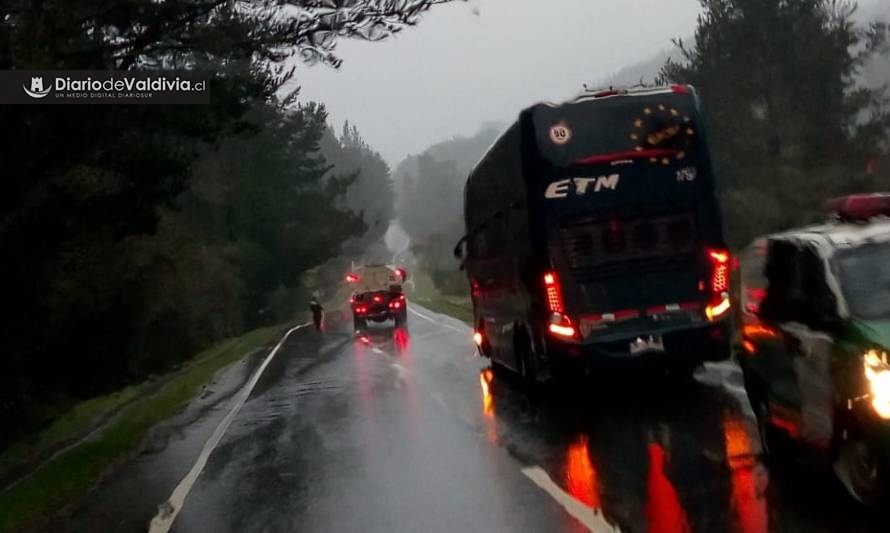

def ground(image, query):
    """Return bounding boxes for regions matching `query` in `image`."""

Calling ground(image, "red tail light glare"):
[548,313,577,339]
[706,297,731,321]
[549,322,577,338]
[389,301,402,310]
[543,271,565,314]
[373,295,383,303]
[705,248,731,321]
[395,267,407,281]
[671,84,691,94]
[593,89,619,98]
[708,249,730,264]
[473,331,483,346]
[742,324,777,338]
[346,273,360,283]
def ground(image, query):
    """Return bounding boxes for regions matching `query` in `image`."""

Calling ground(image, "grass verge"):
[0,323,288,533]
[408,271,473,325]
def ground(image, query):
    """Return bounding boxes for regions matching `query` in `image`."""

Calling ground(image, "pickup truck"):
[346,265,408,330]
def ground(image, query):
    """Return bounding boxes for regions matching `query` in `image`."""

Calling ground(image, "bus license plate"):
[629,335,665,355]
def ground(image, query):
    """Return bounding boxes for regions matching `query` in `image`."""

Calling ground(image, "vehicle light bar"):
[671,84,691,94]
[825,193,890,221]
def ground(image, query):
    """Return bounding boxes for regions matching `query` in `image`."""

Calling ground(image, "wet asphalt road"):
[64,304,890,533]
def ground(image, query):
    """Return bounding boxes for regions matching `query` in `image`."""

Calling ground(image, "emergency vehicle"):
[740,193,890,504]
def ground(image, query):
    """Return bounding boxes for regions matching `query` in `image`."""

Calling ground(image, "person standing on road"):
[309,297,324,332]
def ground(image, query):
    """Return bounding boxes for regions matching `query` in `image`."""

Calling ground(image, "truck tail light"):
[346,273,360,283]
[705,248,731,320]
[543,271,564,313]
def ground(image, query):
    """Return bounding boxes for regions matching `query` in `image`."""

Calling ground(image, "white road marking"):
[521,466,622,533]
[147,323,310,533]
[409,307,466,334]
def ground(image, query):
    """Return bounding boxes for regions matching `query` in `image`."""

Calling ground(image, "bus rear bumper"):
[548,321,731,367]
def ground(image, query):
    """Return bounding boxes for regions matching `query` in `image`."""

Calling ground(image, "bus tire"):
[515,327,538,393]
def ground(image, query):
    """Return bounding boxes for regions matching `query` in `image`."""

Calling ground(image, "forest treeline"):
[0,0,450,448]
[397,0,890,298]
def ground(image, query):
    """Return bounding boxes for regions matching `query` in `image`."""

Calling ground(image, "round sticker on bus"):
[549,122,572,145]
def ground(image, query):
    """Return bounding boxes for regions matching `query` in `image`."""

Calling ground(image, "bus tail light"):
[705,248,731,321]
[543,271,564,313]
[548,313,577,339]
[473,330,483,346]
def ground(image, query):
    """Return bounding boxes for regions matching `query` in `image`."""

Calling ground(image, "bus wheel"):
[746,375,777,459]
[834,435,886,506]
[667,358,699,381]
[515,329,538,393]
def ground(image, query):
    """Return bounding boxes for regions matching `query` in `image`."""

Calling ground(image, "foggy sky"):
[292,0,703,166]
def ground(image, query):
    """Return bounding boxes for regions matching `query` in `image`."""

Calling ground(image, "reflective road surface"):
[60,305,890,532]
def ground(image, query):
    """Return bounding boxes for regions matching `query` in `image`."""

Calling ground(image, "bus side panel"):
[464,122,533,370]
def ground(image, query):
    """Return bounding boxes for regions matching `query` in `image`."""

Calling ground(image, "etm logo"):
[23,76,51,98]
[545,174,620,199]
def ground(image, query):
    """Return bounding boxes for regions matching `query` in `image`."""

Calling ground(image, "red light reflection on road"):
[393,327,410,352]
[724,414,768,533]
[564,435,601,509]
[645,443,690,533]
[480,369,494,417]
[478,369,498,443]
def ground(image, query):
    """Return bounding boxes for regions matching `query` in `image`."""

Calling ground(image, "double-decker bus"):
[456,85,731,386]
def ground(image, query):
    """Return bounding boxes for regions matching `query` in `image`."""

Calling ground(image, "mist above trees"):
[394,124,501,293]
[659,0,890,246]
